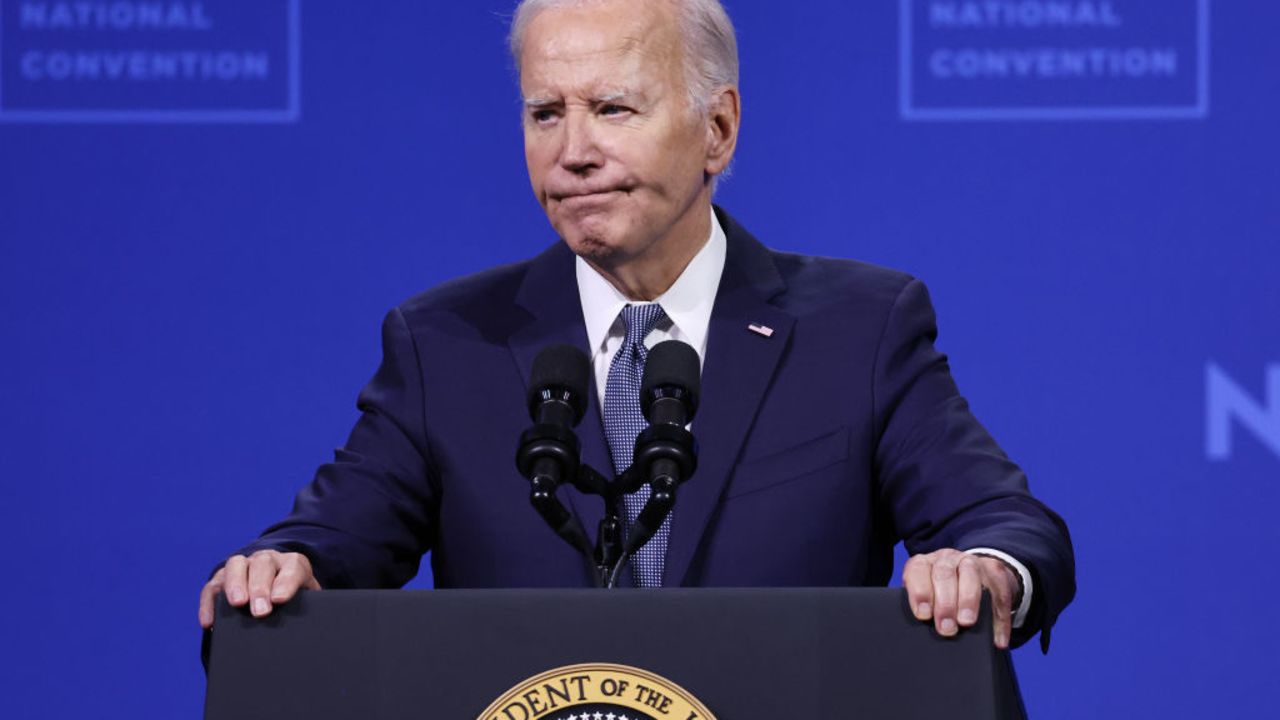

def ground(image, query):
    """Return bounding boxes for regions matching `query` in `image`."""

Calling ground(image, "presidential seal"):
[478,663,717,720]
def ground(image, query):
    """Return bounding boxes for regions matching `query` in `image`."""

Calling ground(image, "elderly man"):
[200,0,1074,652]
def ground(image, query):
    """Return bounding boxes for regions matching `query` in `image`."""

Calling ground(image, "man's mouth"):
[551,187,630,202]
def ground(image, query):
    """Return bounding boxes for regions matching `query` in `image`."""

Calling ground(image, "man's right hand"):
[198,550,321,629]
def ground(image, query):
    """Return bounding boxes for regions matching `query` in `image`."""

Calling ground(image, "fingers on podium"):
[198,551,319,628]
[271,553,319,603]
[198,566,227,629]
[928,552,962,637]
[902,554,935,621]
[246,552,282,617]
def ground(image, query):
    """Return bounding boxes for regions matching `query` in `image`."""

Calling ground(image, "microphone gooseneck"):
[610,341,701,586]
[515,345,596,571]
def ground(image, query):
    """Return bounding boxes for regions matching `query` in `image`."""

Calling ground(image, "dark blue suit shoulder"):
[386,252,556,347]
[769,250,919,315]
[395,256,535,318]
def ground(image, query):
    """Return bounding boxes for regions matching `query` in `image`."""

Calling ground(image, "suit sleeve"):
[232,307,439,589]
[871,278,1076,651]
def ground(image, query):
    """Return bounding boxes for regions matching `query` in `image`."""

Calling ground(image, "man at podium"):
[199,0,1074,653]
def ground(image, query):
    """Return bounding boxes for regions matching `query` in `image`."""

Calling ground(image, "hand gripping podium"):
[204,588,1025,719]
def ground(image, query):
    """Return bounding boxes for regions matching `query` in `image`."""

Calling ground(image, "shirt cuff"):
[965,547,1032,629]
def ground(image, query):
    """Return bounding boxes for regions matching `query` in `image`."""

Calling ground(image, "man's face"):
[519,0,712,267]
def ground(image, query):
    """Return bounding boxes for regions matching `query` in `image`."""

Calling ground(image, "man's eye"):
[531,109,558,123]
[600,104,631,116]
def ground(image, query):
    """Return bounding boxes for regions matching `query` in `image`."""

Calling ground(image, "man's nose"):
[559,110,603,175]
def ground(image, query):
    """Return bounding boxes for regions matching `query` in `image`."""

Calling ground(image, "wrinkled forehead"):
[518,3,683,98]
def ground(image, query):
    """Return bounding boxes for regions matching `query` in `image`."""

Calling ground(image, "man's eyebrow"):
[522,90,643,108]
[591,89,642,104]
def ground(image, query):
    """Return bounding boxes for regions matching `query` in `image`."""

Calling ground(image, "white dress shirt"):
[573,209,1032,628]
[575,208,726,403]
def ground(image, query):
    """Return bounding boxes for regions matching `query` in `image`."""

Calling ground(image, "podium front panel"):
[205,588,1023,719]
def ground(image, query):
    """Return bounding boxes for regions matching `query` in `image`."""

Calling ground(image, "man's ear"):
[704,86,741,177]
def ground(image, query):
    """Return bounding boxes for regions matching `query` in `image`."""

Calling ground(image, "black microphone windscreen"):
[641,340,701,420]
[529,344,591,423]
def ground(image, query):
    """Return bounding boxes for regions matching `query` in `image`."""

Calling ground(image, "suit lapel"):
[664,211,795,586]
[507,243,611,562]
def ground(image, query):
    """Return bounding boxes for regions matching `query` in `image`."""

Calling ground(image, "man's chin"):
[553,217,620,259]
[564,235,621,263]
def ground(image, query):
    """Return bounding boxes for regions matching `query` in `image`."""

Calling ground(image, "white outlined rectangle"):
[899,0,1211,121]
[0,0,302,124]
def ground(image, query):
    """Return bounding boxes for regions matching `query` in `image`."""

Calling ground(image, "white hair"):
[508,0,739,116]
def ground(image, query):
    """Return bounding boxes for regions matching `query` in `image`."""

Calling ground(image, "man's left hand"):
[903,549,1020,649]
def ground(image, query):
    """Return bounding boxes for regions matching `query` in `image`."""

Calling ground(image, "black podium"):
[205,588,1025,719]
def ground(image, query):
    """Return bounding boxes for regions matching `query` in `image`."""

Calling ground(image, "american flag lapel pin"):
[747,323,774,338]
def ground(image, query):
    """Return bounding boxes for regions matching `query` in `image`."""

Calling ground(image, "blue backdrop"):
[1,1,1276,717]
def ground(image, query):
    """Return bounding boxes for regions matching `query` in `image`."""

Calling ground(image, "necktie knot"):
[619,303,667,350]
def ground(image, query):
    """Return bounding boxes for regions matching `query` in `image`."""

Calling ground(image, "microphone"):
[527,344,590,428]
[610,341,701,587]
[641,339,700,426]
[515,345,594,562]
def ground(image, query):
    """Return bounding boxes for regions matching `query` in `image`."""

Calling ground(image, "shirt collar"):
[576,208,727,358]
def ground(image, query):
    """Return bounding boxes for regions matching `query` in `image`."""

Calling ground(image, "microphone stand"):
[516,421,636,589]
[603,421,698,588]
[566,464,624,588]
[534,452,691,589]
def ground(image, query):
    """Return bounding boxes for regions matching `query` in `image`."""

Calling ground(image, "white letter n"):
[1206,362,1280,460]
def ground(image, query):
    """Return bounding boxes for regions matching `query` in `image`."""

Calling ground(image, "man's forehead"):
[519,1,680,84]
[521,37,668,100]
[529,34,650,76]
[522,0,673,50]
[535,26,647,62]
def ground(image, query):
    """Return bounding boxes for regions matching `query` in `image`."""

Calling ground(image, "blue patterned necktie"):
[603,303,671,588]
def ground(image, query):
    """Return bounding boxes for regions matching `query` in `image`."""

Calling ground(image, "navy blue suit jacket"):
[240,208,1075,650]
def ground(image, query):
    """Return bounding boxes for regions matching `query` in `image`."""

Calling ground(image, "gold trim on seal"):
[477,662,717,720]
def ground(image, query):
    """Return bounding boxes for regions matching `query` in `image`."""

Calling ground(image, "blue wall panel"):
[1,1,1275,716]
